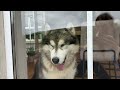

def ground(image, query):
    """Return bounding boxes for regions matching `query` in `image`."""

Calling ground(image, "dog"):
[32,23,80,79]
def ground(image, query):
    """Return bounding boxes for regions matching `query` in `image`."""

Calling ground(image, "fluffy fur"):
[32,23,80,79]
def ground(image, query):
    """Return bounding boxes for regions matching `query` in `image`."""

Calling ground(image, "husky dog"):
[32,23,80,79]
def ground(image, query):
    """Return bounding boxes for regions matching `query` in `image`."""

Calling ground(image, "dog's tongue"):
[56,64,64,71]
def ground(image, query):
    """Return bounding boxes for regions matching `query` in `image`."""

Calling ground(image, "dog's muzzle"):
[52,56,66,71]
[52,57,59,64]
[52,56,66,64]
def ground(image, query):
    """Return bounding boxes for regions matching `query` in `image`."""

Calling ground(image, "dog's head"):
[42,23,80,71]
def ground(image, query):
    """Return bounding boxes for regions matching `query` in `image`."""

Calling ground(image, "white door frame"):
[3,11,14,79]
[1,11,94,79]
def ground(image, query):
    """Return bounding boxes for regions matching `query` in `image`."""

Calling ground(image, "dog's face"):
[42,23,79,71]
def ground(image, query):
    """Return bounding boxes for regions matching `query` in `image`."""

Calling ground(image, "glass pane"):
[12,11,87,79]
[93,11,120,79]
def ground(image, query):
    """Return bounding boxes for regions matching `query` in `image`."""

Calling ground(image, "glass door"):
[3,11,120,79]
[92,11,120,79]
[11,11,94,79]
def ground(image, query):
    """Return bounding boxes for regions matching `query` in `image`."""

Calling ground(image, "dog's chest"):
[42,67,76,79]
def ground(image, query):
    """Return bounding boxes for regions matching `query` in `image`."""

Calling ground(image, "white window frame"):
[87,11,93,79]
[2,11,93,79]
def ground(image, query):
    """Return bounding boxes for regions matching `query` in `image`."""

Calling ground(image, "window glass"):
[12,11,87,79]
[93,11,120,79]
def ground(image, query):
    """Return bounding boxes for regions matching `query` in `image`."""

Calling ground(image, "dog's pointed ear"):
[66,22,76,36]
[44,23,51,35]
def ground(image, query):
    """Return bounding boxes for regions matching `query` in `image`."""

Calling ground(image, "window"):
[11,11,88,79]
[92,11,120,79]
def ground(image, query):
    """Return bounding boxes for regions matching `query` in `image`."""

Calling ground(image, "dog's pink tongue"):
[56,64,64,71]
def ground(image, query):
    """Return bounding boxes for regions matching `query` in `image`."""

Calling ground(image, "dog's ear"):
[66,22,76,36]
[44,23,51,35]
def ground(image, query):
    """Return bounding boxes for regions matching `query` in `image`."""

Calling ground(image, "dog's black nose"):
[52,57,59,64]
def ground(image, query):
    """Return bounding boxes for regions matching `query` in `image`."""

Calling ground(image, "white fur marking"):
[42,59,76,79]
[58,40,64,45]
[50,40,55,46]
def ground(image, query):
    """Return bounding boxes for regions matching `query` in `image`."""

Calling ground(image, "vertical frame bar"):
[3,11,14,79]
[87,11,93,79]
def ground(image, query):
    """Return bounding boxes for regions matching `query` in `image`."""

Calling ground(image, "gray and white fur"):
[32,23,80,79]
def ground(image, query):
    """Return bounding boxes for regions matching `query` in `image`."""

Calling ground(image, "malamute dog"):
[33,23,80,79]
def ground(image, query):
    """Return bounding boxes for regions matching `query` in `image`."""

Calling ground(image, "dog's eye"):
[61,44,65,47]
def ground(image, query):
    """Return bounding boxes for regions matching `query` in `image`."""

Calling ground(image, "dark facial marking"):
[65,36,77,45]
[42,28,78,48]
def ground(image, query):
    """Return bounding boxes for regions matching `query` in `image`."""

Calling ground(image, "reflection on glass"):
[93,11,120,79]
[22,11,87,79]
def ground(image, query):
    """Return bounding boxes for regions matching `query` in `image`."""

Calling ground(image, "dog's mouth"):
[56,56,66,71]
